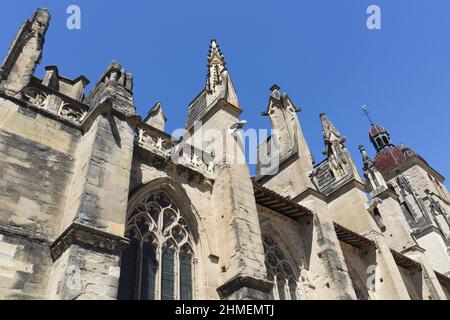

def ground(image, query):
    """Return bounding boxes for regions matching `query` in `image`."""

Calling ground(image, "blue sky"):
[1,1,449,186]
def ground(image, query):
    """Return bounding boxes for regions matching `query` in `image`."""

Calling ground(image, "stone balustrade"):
[22,81,89,123]
[135,124,215,178]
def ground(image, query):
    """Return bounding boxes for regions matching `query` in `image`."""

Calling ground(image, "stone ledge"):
[0,224,53,245]
[0,91,82,131]
[50,222,129,261]
[291,187,327,203]
[0,90,139,136]
[134,144,215,189]
[216,275,273,299]
[325,178,366,203]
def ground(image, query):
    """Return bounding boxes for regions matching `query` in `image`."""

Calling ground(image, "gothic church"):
[0,9,449,300]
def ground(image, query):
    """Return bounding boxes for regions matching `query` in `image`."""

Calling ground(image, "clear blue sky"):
[1,1,449,187]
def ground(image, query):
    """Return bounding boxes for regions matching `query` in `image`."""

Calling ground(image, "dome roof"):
[369,124,387,137]
[374,145,416,174]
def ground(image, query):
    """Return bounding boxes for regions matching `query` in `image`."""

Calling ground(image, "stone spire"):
[320,113,346,158]
[0,8,51,97]
[143,101,167,131]
[261,85,310,169]
[206,40,226,93]
[204,39,240,108]
[359,144,371,168]
[185,39,241,130]
[319,113,360,181]
[359,144,387,195]
[256,85,316,197]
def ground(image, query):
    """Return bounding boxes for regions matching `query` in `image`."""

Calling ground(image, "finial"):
[32,8,51,23]
[358,144,365,153]
[359,144,370,161]
[206,39,227,92]
[270,84,280,92]
[270,84,281,99]
[362,105,374,126]
[208,39,224,63]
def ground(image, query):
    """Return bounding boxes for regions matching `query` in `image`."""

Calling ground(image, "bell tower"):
[362,107,450,275]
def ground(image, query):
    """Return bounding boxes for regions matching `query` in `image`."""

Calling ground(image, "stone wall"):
[440,282,450,299]
[338,241,375,300]
[0,94,81,299]
[374,192,417,252]
[388,163,440,197]
[415,230,450,274]
[0,97,79,237]
[396,265,422,300]
[0,231,52,299]
[327,183,379,235]
[46,244,121,300]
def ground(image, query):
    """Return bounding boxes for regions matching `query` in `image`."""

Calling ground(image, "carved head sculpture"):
[31,8,51,33]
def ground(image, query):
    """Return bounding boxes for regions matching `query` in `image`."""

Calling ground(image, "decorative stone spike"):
[0,8,51,97]
[143,101,167,132]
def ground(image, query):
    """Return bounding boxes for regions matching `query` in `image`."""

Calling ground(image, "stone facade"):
[0,8,449,300]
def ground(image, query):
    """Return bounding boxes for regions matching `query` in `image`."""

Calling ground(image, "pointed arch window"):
[118,192,195,300]
[262,234,299,300]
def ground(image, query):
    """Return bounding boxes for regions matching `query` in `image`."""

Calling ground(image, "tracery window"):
[262,234,299,300]
[118,192,195,300]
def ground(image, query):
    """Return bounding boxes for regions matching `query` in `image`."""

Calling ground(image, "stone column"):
[365,231,411,299]
[214,127,272,299]
[47,62,137,299]
[297,192,357,300]
[214,163,272,299]
[328,182,411,299]
[404,249,447,300]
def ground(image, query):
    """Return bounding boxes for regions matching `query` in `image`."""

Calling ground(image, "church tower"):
[359,144,418,252]
[363,109,450,275]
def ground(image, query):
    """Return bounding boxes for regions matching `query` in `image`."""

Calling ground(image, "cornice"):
[50,223,129,261]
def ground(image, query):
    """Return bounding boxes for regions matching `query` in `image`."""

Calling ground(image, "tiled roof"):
[435,271,450,286]
[374,145,416,174]
[390,249,422,271]
[333,223,375,248]
[252,181,312,219]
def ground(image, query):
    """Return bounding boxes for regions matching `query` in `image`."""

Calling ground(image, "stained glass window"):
[161,246,175,300]
[277,275,286,300]
[117,239,139,300]
[289,280,298,300]
[118,191,196,300]
[180,246,193,300]
[262,234,300,300]
[140,242,157,300]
